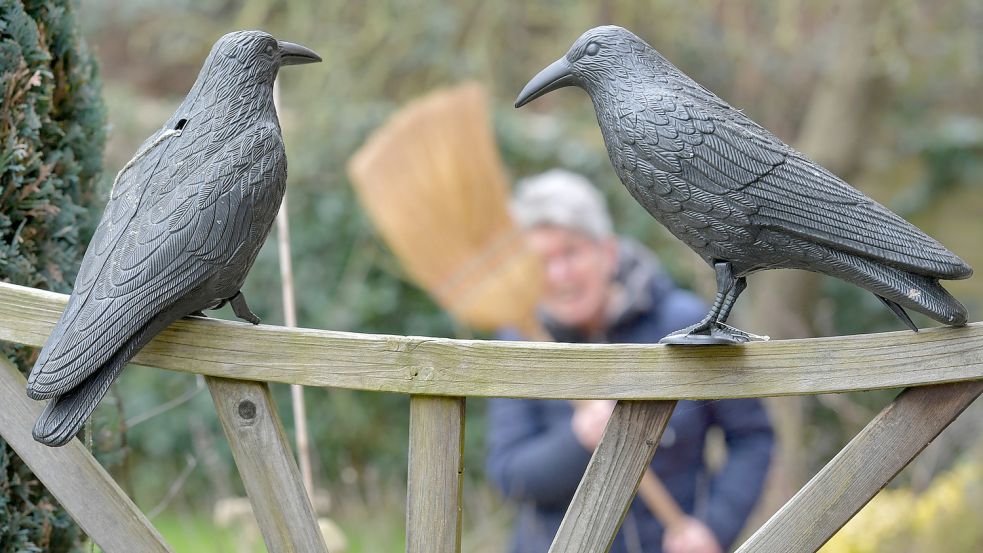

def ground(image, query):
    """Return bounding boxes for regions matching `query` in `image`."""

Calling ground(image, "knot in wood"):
[406,366,434,381]
[238,399,257,420]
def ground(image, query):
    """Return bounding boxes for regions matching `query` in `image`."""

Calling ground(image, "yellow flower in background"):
[821,454,982,553]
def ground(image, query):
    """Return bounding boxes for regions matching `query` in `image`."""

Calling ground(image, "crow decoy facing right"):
[516,25,972,344]
[26,30,320,446]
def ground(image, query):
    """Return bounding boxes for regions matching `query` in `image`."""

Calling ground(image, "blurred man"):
[486,170,774,553]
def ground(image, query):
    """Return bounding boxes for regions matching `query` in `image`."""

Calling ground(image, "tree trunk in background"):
[743,0,885,526]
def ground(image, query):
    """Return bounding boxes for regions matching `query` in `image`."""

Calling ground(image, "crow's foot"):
[229,291,261,325]
[659,322,769,345]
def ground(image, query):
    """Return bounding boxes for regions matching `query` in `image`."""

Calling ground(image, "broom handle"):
[638,469,687,531]
[526,319,686,532]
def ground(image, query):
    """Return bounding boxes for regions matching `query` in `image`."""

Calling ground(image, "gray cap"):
[511,169,613,239]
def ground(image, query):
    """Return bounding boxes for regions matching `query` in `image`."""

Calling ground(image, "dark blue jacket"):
[486,242,774,552]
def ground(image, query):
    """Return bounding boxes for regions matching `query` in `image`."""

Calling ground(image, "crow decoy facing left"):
[25,31,320,446]
[515,25,972,345]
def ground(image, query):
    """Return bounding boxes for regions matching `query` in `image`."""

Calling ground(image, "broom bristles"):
[348,83,542,332]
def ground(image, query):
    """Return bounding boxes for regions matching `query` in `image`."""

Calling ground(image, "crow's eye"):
[585,42,600,56]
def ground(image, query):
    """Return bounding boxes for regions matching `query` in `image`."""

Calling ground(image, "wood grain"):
[206,377,328,553]
[735,380,983,553]
[1,282,980,399]
[0,359,173,553]
[549,400,677,553]
[406,396,466,553]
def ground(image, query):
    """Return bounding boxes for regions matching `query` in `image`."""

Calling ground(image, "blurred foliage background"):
[15,0,983,550]
[1,0,104,550]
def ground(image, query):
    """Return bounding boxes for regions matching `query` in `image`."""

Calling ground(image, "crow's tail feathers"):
[32,358,126,446]
[831,249,968,329]
[876,295,919,332]
[875,271,967,328]
[32,305,194,446]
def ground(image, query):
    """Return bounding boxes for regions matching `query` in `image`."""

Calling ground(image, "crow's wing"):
[28,122,285,398]
[616,75,971,279]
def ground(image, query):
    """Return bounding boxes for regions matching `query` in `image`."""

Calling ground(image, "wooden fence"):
[0,281,980,552]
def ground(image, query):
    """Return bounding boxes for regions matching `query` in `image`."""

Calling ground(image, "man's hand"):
[663,516,723,553]
[570,400,616,450]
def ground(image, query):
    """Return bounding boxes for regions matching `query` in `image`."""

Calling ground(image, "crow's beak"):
[515,57,575,108]
[278,40,322,66]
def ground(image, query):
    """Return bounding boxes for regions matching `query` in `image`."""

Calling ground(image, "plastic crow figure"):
[26,31,320,446]
[515,25,972,345]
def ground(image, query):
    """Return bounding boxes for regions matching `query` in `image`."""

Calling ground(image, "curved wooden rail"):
[1,282,981,399]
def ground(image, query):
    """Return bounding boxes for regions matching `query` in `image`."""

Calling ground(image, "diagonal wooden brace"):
[0,358,173,553]
[736,380,983,553]
[549,400,677,553]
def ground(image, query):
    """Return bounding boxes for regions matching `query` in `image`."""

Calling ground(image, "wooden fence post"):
[406,395,466,553]
[207,376,328,553]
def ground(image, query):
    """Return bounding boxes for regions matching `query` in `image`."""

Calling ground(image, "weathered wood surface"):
[549,401,676,553]
[206,377,328,553]
[1,282,980,399]
[0,359,173,553]
[736,380,983,553]
[406,396,466,553]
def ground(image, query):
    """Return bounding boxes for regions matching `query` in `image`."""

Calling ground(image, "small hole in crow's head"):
[174,118,188,131]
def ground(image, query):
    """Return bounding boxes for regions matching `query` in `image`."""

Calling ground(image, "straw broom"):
[348,82,544,337]
[347,82,685,532]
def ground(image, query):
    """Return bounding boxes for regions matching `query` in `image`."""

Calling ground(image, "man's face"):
[524,225,618,331]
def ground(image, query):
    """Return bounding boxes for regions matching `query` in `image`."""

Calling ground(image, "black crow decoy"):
[26,30,320,445]
[516,25,971,344]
